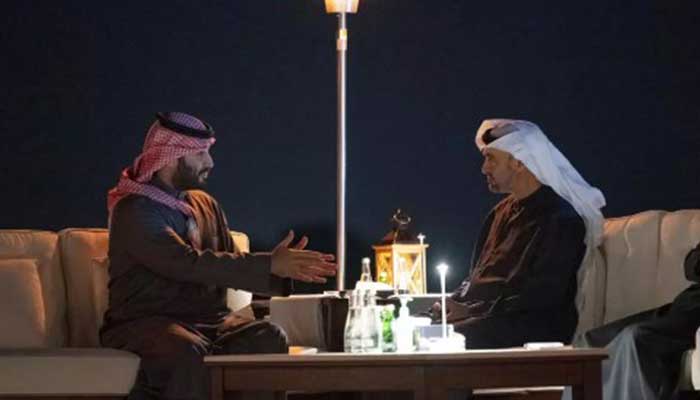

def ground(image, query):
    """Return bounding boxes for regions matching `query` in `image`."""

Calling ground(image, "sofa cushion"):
[0,230,66,347]
[0,348,139,395]
[91,256,110,332]
[601,210,700,324]
[59,228,110,347]
[0,259,47,348]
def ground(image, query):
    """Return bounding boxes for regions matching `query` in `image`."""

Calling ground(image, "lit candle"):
[436,263,449,339]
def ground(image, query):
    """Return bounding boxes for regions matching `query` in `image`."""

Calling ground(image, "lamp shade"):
[324,0,359,13]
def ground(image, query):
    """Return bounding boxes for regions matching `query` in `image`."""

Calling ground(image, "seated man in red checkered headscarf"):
[101,112,336,400]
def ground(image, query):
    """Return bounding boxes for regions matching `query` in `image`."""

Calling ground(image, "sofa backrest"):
[58,228,252,347]
[600,210,700,324]
[0,230,67,348]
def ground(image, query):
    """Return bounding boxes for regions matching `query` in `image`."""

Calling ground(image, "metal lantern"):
[372,210,429,294]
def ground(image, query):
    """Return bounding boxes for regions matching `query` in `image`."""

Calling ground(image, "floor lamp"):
[324,0,359,291]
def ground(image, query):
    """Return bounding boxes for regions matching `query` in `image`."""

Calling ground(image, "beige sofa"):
[0,228,252,398]
[576,209,700,390]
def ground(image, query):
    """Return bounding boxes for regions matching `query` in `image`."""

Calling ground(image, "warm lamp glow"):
[325,0,360,14]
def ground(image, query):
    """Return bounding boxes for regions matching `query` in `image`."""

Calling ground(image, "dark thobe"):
[451,185,586,348]
[563,244,700,400]
[101,180,289,400]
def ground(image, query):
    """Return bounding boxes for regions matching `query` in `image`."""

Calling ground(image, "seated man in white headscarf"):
[431,119,606,349]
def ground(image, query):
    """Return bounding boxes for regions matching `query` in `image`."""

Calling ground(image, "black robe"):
[563,243,700,400]
[451,185,586,348]
[102,179,289,329]
[101,179,289,400]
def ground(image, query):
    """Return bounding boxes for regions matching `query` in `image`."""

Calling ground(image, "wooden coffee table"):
[205,348,607,400]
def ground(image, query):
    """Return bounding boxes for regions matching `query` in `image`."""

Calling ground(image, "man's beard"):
[485,175,502,193]
[172,159,211,191]
[485,174,510,194]
[487,182,502,193]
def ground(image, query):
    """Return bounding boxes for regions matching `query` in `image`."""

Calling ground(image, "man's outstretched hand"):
[270,230,337,283]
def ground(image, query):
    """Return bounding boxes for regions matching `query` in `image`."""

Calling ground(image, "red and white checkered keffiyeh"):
[107,116,215,248]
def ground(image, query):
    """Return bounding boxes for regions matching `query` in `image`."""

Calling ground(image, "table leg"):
[572,361,602,400]
[413,386,426,400]
[425,386,450,400]
[210,367,223,400]
[273,391,286,400]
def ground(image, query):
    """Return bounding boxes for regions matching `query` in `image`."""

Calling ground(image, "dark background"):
[2,1,699,292]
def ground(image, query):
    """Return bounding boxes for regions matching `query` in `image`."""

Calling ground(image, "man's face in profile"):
[173,149,214,190]
[480,147,517,194]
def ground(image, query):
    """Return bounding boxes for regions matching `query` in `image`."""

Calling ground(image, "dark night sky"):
[2,1,699,292]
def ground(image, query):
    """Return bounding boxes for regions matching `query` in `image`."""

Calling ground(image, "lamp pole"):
[336,11,347,292]
[325,0,359,291]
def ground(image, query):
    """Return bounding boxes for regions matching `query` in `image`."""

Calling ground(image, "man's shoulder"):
[111,194,172,222]
[545,195,585,236]
[550,194,582,221]
[113,194,157,213]
[186,190,221,210]
[186,189,214,200]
